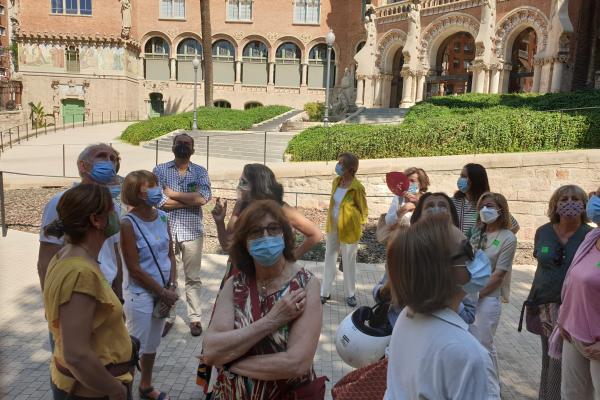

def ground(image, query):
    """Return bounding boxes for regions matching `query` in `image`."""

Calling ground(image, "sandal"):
[139,386,169,400]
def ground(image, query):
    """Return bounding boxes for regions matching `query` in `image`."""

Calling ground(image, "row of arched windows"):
[143,37,336,88]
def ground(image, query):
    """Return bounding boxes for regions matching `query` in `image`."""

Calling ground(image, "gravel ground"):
[3,187,535,265]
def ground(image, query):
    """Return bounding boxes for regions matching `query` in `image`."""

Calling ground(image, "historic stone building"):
[9,0,600,121]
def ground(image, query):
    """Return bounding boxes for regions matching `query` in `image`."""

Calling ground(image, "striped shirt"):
[153,160,211,242]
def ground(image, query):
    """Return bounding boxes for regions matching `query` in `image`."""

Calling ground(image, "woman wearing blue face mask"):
[384,214,499,399]
[120,170,179,400]
[468,192,517,384]
[203,200,325,400]
[322,152,368,307]
[384,167,430,227]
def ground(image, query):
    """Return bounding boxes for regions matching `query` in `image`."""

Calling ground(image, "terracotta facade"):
[9,0,600,120]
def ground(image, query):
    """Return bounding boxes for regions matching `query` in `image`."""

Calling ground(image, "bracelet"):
[167,282,178,288]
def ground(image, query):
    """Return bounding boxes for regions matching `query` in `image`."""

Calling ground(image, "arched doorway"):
[389,48,404,107]
[149,93,164,118]
[432,32,475,95]
[509,28,537,93]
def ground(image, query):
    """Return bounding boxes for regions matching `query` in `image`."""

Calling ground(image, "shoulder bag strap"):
[124,214,167,287]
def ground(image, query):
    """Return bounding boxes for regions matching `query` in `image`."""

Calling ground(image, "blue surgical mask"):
[248,235,285,266]
[587,195,600,224]
[145,186,163,207]
[335,163,344,176]
[407,182,419,194]
[90,160,116,184]
[457,177,469,193]
[461,250,492,294]
[108,184,121,199]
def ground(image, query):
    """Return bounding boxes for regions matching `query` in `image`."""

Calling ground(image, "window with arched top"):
[275,43,301,87]
[66,45,80,73]
[244,101,263,109]
[308,44,335,88]
[212,40,236,84]
[214,100,232,108]
[177,38,202,82]
[242,41,268,85]
[144,37,170,81]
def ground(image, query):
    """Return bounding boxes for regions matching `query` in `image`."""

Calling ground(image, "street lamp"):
[192,56,201,130]
[324,30,335,127]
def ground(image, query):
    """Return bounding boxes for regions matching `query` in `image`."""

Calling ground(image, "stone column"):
[381,75,392,108]
[472,66,486,93]
[400,71,414,108]
[374,76,382,107]
[532,61,542,93]
[540,61,552,94]
[356,78,365,106]
[139,57,145,79]
[268,62,275,85]
[550,56,566,93]
[363,76,375,107]
[415,74,425,102]
[489,67,500,94]
[235,60,242,84]
[301,63,308,87]
[170,58,176,80]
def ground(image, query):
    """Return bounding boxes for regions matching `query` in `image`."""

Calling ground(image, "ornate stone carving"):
[165,28,179,39]
[420,13,480,68]
[402,1,421,68]
[266,32,279,42]
[375,29,407,71]
[299,33,312,44]
[494,7,549,60]
[232,31,244,41]
[121,0,131,39]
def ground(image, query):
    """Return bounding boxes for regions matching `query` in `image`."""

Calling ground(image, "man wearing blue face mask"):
[153,133,211,337]
[37,143,124,353]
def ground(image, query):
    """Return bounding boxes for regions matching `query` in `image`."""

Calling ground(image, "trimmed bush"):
[286,91,600,161]
[121,105,291,145]
[304,102,325,122]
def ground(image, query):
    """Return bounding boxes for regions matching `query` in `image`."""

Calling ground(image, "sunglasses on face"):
[248,223,283,240]
[553,246,566,266]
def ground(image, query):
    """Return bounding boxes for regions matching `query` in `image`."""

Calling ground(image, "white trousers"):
[562,338,600,400]
[321,228,358,298]
[124,291,165,355]
[469,296,502,374]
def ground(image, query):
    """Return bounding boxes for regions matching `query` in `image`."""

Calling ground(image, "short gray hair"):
[77,143,114,163]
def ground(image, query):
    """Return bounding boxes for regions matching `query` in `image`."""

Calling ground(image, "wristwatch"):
[167,281,178,289]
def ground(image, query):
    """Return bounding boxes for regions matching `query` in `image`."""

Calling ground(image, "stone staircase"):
[346,108,409,124]
[143,130,297,163]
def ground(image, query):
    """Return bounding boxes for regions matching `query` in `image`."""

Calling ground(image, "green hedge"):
[286,91,600,161]
[121,105,291,145]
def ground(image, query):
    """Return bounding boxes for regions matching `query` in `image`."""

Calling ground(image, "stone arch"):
[240,34,271,56]
[140,31,173,57]
[495,6,549,62]
[173,32,202,51]
[420,13,480,70]
[376,29,408,73]
[273,36,306,63]
[212,33,240,59]
[307,38,341,65]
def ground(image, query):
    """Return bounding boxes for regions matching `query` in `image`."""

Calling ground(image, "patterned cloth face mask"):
[556,200,584,218]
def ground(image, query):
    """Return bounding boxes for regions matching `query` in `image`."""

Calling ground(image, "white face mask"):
[479,206,500,224]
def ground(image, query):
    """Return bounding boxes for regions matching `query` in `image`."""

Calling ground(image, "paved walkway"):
[0,122,249,188]
[1,229,542,400]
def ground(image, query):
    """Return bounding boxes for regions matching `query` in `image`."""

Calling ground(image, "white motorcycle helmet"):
[335,304,392,368]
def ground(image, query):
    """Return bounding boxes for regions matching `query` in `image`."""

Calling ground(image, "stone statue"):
[121,0,132,39]
[403,1,421,68]
[354,3,377,77]
[331,68,355,117]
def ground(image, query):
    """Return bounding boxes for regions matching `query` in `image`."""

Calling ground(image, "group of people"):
[36,134,599,400]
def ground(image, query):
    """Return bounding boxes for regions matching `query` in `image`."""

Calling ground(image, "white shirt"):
[332,187,348,221]
[385,307,500,400]
[385,195,412,227]
[39,190,120,285]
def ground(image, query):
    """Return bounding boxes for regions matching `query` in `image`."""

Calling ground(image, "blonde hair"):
[477,192,511,230]
[403,167,430,192]
[547,185,589,224]
[122,170,159,207]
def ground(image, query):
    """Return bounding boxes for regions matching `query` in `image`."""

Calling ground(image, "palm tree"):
[200,0,213,107]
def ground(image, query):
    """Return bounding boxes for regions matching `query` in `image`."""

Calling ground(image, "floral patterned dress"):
[212,266,316,400]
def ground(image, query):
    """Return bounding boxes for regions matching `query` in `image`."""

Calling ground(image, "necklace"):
[257,263,290,298]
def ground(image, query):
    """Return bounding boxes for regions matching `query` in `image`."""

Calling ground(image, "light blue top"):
[123,210,171,294]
